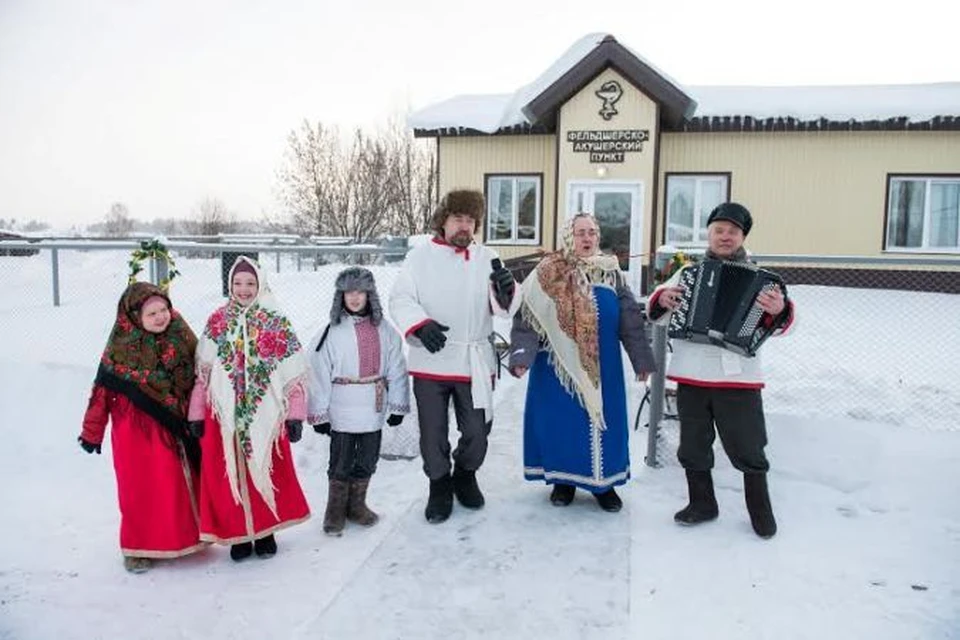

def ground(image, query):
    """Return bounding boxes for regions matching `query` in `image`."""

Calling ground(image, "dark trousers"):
[328,430,382,481]
[676,384,770,473]
[413,377,491,480]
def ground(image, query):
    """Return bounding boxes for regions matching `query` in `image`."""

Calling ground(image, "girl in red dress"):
[80,282,202,574]
[188,256,310,561]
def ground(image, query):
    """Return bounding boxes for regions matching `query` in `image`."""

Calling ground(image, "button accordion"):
[667,259,787,357]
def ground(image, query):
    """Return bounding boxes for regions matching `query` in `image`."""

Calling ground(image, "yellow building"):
[410,33,960,293]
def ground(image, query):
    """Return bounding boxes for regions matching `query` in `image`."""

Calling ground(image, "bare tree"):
[275,116,437,241]
[276,120,347,236]
[384,118,436,235]
[103,202,134,237]
[183,197,235,236]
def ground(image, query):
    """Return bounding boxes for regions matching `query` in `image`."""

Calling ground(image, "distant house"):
[409,33,960,292]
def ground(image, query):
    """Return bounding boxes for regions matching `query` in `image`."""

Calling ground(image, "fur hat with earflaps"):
[329,267,383,325]
[431,189,485,234]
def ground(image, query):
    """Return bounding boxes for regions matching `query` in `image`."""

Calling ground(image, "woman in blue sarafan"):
[508,213,656,512]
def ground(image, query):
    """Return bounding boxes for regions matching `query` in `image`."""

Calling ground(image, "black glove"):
[187,420,205,438]
[490,266,516,307]
[313,422,331,435]
[386,413,404,427]
[286,420,303,443]
[414,320,449,353]
[78,437,101,455]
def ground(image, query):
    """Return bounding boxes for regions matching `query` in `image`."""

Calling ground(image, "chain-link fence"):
[0,240,422,460]
[638,249,960,466]
[3,240,959,466]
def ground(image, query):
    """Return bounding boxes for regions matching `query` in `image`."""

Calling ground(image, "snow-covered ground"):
[1,251,958,640]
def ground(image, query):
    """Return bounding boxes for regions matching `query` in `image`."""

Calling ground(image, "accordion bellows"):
[668,259,787,357]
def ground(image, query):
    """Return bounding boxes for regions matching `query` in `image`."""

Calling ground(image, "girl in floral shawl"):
[188,256,310,561]
[80,282,203,574]
[508,213,656,512]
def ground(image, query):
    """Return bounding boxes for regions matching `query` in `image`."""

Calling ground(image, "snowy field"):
[1,250,958,640]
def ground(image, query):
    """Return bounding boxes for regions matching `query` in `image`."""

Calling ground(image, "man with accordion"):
[647,202,795,538]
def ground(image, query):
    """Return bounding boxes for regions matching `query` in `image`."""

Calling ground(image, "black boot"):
[230,542,253,561]
[452,466,484,509]
[744,473,777,539]
[549,483,576,506]
[674,469,719,525]
[594,487,623,512]
[424,474,454,524]
[254,534,277,558]
[323,479,350,537]
[346,478,379,527]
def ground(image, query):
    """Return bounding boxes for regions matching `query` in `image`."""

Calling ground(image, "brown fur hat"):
[431,189,485,234]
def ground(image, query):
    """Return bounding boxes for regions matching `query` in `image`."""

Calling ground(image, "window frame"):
[663,172,732,247]
[883,174,960,254]
[483,173,543,246]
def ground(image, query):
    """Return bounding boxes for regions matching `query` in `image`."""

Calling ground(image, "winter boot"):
[674,469,720,525]
[346,478,379,527]
[323,479,350,537]
[594,487,623,513]
[230,542,254,561]
[123,556,152,574]
[254,534,277,558]
[744,473,777,539]
[549,483,576,506]
[424,474,454,524]
[452,466,485,510]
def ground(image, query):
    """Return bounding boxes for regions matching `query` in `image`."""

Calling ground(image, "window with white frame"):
[665,175,728,245]
[486,175,541,244]
[886,176,960,252]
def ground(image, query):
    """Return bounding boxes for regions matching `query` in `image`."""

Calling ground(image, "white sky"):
[1,0,958,226]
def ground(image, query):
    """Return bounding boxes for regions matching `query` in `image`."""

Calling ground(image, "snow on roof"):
[688,83,960,121]
[409,32,960,132]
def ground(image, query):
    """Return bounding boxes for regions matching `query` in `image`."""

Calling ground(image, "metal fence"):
[2,240,959,466]
[640,248,960,466]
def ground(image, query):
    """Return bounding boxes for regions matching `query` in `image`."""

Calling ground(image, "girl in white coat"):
[307,267,410,536]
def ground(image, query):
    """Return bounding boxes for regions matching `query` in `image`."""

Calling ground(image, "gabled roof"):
[521,35,696,130]
[409,33,696,137]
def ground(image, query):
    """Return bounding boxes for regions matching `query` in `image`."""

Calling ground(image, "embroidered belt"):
[332,375,386,412]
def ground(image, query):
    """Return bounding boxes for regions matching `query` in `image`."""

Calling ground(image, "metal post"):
[276,251,281,273]
[148,255,156,284]
[51,248,61,307]
[153,257,168,287]
[644,324,669,467]
[296,251,302,272]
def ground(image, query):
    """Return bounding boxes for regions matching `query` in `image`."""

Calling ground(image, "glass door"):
[567,181,644,293]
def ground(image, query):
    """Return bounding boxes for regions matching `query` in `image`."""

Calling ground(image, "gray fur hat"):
[330,267,383,325]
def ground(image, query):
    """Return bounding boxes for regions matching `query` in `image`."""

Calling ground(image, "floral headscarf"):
[519,214,624,430]
[94,282,199,467]
[196,256,306,513]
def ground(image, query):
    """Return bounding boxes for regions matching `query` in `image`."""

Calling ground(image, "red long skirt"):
[198,411,310,544]
[109,406,202,558]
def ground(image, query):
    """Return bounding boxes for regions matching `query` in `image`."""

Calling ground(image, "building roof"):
[410,33,696,136]
[410,34,960,136]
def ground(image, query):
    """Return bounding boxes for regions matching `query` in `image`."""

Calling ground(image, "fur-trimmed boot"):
[744,473,777,539]
[424,474,454,524]
[452,466,484,509]
[346,478,379,527]
[674,469,720,525]
[323,479,350,537]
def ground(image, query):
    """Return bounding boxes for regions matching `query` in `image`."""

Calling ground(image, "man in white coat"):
[390,189,521,524]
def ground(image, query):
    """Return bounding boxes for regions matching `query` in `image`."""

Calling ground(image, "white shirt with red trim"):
[389,237,521,389]
[647,266,797,389]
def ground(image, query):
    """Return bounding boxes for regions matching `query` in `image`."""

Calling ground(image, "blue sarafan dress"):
[522,284,630,490]
[509,246,656,495]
